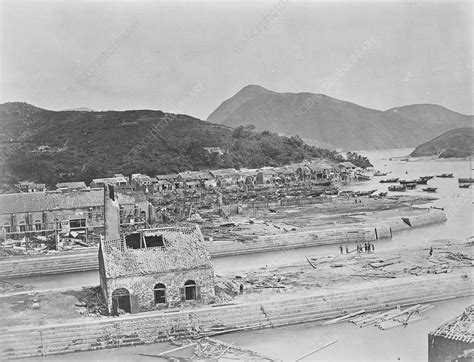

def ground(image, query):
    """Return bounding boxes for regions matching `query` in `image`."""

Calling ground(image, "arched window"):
[34,220,42,231]
[112,288,131,314]
[3,223,11,233]
[19,221,26,233]
[154,283,166,304]
[184,280,196,301]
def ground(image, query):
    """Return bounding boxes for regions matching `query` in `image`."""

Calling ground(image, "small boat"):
[420,176,434,180]
[459,184,471,189]
[373,171,388,176]
[399,179,418,184]
[388,185,406,192]
[406,183,417,189]
[356,173,371,181]
[415,178,429,185]
[380,178,399,183]
[423,187,438,192]
[355,189,377,196]
[458,178,474,183]
[436,173,454,178]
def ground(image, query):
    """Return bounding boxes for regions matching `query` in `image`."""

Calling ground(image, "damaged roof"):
[100,226,212,278]
[431,305,474,343]
[0,190,103,214]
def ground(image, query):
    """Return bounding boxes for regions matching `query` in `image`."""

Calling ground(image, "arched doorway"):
[112,288,131,314]
[154,283,166,304]
[184,280,196,300]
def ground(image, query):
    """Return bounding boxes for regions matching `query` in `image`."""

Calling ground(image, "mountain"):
[410,127,474,158]
[208,85,473,150]
[62,107,94,112]
[0,102,362,186]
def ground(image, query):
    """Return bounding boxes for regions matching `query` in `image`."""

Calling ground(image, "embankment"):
[0,210,446,279]
[0,271,471,359]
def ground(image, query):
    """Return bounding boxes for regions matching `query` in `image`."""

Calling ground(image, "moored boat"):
[436,173,454,178]
[399,179,418,184]
[422,187,438,192]
[415,178,429,185]
[373,171,388,176]
[380,178,399,183]
[459,184,471,188]
[406,183,417,189]
[420,175,434,180]
[458,178,474,183]
[388,185,406,192]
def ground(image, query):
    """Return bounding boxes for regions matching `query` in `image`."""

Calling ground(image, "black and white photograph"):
[0,0,472,360]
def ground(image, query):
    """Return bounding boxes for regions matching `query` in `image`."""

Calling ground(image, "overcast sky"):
[0,0,472,119]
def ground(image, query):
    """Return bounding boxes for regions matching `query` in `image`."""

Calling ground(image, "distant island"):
[410,127,474,158]
[208,85,473,150]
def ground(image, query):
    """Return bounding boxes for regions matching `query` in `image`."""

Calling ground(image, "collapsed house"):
[98,186,215,314]
[428,305,474,362]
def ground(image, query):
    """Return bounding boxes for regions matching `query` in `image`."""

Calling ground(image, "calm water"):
[13,149,474,361]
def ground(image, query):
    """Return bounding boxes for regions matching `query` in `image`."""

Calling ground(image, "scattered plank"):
[322,310,365,326]
[295,340,338,361]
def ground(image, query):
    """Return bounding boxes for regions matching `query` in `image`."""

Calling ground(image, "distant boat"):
[458,178,474,183]
[380,178,399,183]
[373,171,388,176]
[436,173,454,178]
[388,185,406,192]
[423,187,438,192]
[459,184,471,188]
[399,179,418,184]
[356,173,371,181]
[355,189,377,196]
[415,178,429,185]
[420,176,434,180]
[406,183,417,189]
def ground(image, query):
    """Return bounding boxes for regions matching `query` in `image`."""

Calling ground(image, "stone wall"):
[0,272,471,359]
[105,266,215,313]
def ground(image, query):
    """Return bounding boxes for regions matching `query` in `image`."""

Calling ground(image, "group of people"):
[339,242,375,255]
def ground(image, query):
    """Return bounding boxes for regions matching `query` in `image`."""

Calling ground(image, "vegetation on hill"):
[208,85,473,150]
[409,127,474,158]
[0,103,371,187]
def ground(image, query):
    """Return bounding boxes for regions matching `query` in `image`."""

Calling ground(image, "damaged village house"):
[99,184,215,315]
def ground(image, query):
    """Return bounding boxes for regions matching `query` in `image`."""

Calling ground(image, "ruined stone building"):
[0,189,153,239]
[428,305,473,362]
[98,225,215,314]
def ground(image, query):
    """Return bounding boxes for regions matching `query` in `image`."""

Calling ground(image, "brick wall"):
[105,266,215,312]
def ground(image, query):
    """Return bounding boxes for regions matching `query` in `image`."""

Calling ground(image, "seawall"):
[0,271,471,359]
[0,210,446,279]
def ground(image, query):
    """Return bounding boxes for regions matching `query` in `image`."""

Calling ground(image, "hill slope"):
[208,85,473,150]
[409,127,474,158]
[0,102,363,186]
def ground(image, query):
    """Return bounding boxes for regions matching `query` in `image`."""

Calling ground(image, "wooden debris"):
[295,340,338,361]
[322,310,365,326]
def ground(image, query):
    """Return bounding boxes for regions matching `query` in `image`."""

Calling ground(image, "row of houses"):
[131,160,340,192]
[12,160,359,195]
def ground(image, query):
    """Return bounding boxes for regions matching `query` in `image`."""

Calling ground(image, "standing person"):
[339,244,344,254]
[429,247,433,256]
[346,245,350,254]
[364,242,368,252]
[371,243,375,252]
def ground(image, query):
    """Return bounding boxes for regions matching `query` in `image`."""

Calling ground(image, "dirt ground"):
[214,238,473,303]
[202,195,436,240]
[1,238,470,329]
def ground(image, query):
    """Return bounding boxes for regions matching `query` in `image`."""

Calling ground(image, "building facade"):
[99,226,215,314]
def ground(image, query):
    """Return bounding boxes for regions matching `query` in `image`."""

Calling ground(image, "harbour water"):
[14,149,474,360]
